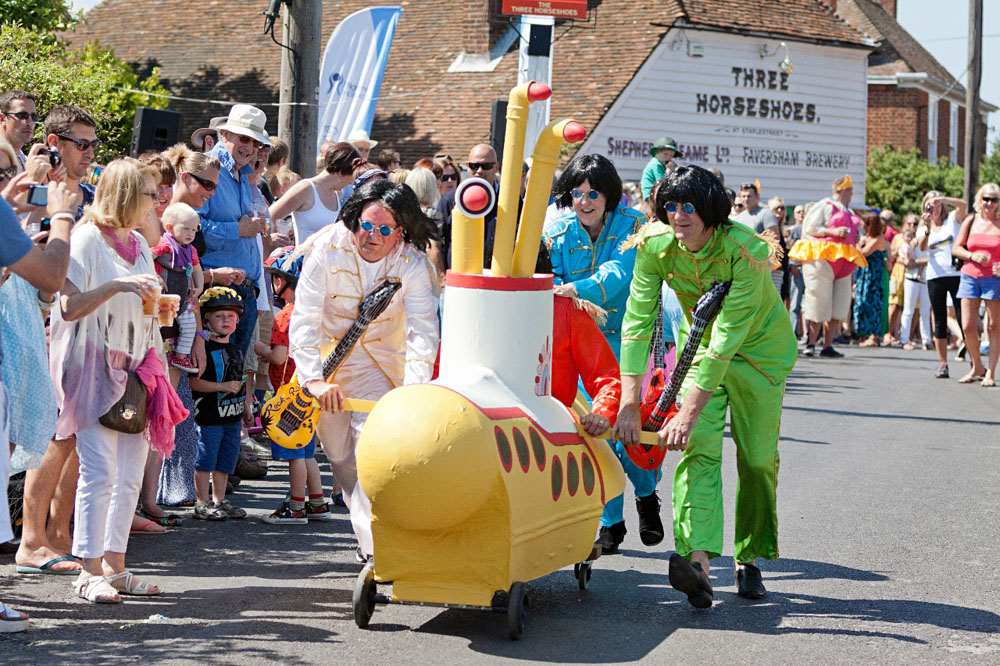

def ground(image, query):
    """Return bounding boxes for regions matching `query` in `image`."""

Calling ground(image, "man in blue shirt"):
[197,104,270,357]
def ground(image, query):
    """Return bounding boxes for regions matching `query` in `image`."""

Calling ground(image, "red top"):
[268,303,296,389]
[961,233,1000,278]
[150,239,199,275]
[550,295,621,423]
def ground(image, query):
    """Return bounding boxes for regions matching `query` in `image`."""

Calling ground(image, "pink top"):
[961,233,1000,278]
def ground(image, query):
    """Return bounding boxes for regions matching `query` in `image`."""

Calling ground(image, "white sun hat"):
[216,104,270,146]
[346,128,378,149]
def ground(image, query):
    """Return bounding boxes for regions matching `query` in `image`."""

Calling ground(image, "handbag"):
[99,371,148,434]
[951,253,964,271]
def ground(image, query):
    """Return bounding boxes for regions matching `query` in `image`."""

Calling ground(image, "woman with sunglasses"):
[617,165,796,609]
[916,190,967,378]
[952,183,1000,386]
[542,153,661,555]
[434,156,460,196]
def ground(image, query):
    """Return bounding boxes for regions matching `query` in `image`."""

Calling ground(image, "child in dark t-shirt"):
[189,287,252,521]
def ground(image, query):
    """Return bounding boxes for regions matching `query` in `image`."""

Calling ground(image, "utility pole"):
[277,0,322,177]
[963,0,983,203]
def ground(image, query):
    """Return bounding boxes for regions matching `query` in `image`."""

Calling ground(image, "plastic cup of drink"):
[158,294,181,326]
[142,281,162,317]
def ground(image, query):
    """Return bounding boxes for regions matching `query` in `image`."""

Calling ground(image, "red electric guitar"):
[627,281,731,470]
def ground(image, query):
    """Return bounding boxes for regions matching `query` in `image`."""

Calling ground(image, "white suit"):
[290,222,439,555]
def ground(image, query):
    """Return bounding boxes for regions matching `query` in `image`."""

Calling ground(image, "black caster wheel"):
[353,562,376,628]
[574,562,592,590]
[507,582,529,640]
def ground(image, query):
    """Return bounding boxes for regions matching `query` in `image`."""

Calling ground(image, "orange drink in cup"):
[142,281,162,317]
[158,294,181,326]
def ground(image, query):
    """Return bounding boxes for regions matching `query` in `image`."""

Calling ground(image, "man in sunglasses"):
[436,144,503,268]
[43,105,99,220]
[0,89,39,170]
[289,179,439,563]
[197,104,271,359]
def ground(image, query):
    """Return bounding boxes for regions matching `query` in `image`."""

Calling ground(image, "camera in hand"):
[39,148,61,168]
[27,184,48,207]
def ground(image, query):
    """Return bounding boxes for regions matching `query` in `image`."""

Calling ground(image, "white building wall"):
[577,28,870,205]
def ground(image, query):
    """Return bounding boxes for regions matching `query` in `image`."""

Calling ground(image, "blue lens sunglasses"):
[571,188,600,200]
[665,202,696,215]
[360,220,395,237]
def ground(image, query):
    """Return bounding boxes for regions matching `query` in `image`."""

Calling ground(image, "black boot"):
[635,492,664,546]
[595,521,627,554]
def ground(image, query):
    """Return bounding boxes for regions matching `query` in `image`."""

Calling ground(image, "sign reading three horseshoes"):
[578,28,869,204]
[501,0,588,19]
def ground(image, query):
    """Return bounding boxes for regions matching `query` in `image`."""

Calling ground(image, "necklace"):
[100,224,140,263]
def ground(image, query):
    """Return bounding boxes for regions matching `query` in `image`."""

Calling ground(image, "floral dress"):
[853,248,887,336]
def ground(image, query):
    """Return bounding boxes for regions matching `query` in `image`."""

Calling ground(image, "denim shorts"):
[196,422,242,473]
[956,273,1000,300]
[270,436,316,461]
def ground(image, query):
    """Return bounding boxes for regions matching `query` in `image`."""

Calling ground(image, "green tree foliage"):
[0,24,168,161]
[979,140,1000,187]
[865,146,964,216]
[0,0,78,34]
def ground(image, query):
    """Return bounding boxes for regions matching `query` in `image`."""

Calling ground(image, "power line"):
[920,33,1000,42]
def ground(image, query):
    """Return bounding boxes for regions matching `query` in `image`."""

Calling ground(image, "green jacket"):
[621,221,797,392]
[640,157,666,201]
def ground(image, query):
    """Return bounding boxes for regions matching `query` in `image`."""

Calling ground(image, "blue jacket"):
[196,143,261,281]
[543,204,644,357]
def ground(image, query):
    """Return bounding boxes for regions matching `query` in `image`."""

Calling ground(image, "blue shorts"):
[196,422,242,473]
[270,436,316,461]
[956,273,1000,300]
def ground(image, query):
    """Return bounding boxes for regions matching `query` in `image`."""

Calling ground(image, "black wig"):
[552,153,622,216]
[339,178,437,251]
[654,165,732,230]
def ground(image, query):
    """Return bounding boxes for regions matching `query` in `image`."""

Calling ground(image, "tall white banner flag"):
[317,6,403,157]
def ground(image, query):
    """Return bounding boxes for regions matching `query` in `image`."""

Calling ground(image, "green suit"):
[621,221,797,562]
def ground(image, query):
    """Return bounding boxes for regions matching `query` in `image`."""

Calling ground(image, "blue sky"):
[69,0,997,144]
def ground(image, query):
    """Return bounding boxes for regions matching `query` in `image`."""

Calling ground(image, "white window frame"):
[949,101,959,165]
[927,95,938,163]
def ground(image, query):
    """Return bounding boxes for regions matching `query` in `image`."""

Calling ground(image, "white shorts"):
[801,261,852,322]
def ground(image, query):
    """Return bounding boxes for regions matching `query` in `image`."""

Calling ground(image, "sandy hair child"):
[152,203,205,381]
[256,248,332,524]
[189,287,253,520]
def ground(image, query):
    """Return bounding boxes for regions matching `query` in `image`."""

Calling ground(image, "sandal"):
[75,575,121,604]
[130,519,166,535]
[216,499,247,519]
[981,377,996,388]
[0,601,29,633]
[138,508,183,527]
[106,570,161,596]
[193,502,227,521]
[958,372,986,384]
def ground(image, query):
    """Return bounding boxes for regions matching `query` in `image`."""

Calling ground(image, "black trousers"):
[927,275,962,340]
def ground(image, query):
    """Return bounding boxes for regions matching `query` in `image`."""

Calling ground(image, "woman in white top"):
[916,190,967,378]
[897,214,931,350]
[269,141,361,245]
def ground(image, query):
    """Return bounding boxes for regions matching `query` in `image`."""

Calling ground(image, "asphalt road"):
[2,345,999,665]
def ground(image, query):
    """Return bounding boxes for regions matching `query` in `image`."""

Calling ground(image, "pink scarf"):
[135,348,189,458]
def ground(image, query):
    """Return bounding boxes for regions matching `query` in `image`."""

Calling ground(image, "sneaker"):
[0,601,29,633]
[595,521,627,555]
[819,346,844,358]
[170,355,199,374]
[635,492,664,546]
[802,344,815,357]
[262,502,308,525]
[355,547,370,564]
[305,502,332,521]
[935,364,949,379]
[216,499,247,520]
[193,501,227,521]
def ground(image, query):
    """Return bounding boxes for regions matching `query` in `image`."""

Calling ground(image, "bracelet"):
[50,211,75,222]
[196,330,210,340]
[206,269,214,283]
[37,293,55,311]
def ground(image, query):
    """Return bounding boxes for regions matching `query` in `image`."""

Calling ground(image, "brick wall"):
[867,84,920,157]
[936,98,950,161]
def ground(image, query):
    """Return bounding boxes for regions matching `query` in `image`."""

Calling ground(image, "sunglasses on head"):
[440,172,459,182]
[0,165,16,180]
[56,133,102,152]
[571,188,600,201]
[3,111,40,123]
[467,161,495,171]
[360,220,395,237]
[666,202,696,215]
[188,171,217,192]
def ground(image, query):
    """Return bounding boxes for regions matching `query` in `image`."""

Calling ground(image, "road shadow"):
[783,405,1000,428]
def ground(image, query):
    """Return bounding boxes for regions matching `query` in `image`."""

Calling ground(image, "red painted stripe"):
[445,271,554,292]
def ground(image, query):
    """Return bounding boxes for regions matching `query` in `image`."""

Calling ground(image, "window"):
[950,101,959,165]
[927,96,938,163]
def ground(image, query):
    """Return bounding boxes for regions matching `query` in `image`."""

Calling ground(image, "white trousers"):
[0,383,12,544]
[73,420,148,559]
[901,278,931,345]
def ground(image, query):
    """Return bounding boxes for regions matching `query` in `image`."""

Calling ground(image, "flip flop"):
[138,508,183,527]
[130,519,166,535]
[958,373,986,384]
[15,555,82,575]
[982,377,996,388]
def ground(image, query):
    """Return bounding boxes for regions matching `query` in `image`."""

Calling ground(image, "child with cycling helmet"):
[255,248,333,524]
[189,286,252,520]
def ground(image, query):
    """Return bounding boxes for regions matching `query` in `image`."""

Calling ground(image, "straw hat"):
[216,104,270,146]
[190,116,227,150]
[347,128,378,150]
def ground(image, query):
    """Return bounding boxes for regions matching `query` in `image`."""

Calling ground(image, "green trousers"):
[673,356,785,563]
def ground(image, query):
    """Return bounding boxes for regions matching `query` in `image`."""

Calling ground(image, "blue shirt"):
[543,204,644,357]
[196,143,261,281]
[0,198,35,367]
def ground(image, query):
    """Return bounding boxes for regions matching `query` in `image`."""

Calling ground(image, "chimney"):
[876,0,897,16]
[464,0,495,55]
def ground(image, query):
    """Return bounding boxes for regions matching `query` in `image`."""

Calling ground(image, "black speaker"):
[489,99,507,168]
[130,107,183,157]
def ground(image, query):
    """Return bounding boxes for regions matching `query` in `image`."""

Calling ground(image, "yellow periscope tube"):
[492,81,552,277]
[511,119,588,277]
[451,209,484,275]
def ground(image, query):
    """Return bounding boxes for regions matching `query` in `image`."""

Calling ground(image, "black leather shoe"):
[595,521,627,555]
[668,553,713,609]
[735,563,767,599]
[635,492,664,546]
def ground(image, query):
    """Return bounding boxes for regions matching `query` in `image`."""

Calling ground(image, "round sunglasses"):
[571,188,600,200]
[666,202,696,215]
[360,220,396,237]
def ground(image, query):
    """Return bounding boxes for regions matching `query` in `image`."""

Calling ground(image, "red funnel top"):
[562,121,586,143]
[460,182,491,216]
[527,82,552,102]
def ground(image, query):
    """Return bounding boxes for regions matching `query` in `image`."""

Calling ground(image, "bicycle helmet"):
[199,286,244,316]
[264,246,303,287]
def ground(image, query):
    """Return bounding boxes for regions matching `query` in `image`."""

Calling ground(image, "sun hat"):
[650,136,683,159]
[216,104,270,146]
[190,116,227,150]
[347,128,378,149]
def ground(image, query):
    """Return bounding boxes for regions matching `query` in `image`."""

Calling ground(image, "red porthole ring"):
[512,427,530,473]
[529,427,546,471]
[567,452,579,496]
[551,455,563,501]
[495,426,512,473]
[582,454,595,495]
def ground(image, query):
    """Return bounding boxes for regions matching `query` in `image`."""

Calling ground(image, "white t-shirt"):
[917,211,961,280]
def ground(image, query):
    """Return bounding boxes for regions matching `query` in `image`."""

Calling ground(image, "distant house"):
[833,0,995,165]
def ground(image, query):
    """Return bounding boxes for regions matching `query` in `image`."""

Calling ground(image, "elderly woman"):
[50,158,186,603]
[953,183,1000,386]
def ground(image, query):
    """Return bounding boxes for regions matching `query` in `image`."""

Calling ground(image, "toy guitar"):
[627,281,732,470]
[261,279,402,449]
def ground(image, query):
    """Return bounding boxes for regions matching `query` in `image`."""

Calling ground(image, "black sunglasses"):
[3,111,40,123]
[467,161,496,172]
[983,196,999,204]
[188,172,218,192]
[56,133,102,152]
[440,173,459,182]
